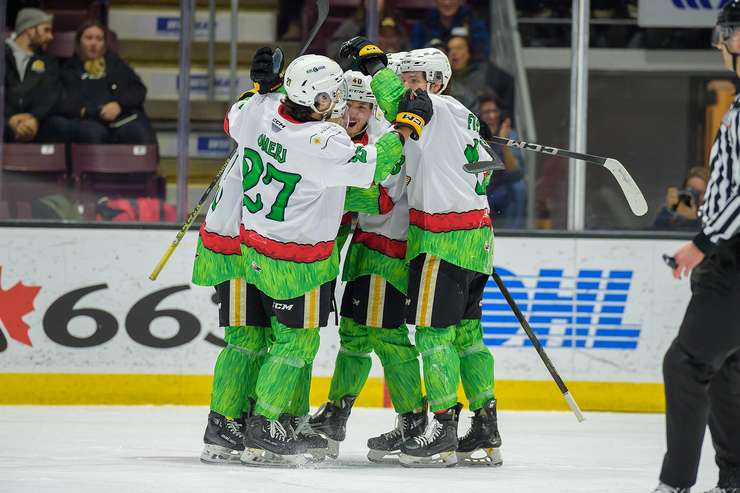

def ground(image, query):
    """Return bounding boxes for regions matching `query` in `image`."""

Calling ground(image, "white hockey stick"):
[464,136,648,217]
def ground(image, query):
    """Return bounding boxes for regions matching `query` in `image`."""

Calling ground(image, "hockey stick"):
[464,135,648,217]
[149,151,239,280]
[299,0,330,57]
[490,268,585,422]
[148,0,330,280]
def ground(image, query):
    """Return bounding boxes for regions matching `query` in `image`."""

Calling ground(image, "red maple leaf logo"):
[0,267,42,347]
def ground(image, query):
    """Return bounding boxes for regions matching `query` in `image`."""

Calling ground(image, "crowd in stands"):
[4,9,155,145]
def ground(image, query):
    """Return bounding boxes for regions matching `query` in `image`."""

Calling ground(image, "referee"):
[654,3,740,493]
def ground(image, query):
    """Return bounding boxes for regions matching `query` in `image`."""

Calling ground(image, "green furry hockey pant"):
[327,275,424,413]
[406,255,496,412]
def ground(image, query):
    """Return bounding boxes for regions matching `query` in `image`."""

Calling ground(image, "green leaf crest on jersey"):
[211,187,224,211]
[464,139,480,164]
[257,133,287,163]
[351,145,368,163]
[467,113,480,132]
[391,154,405,175]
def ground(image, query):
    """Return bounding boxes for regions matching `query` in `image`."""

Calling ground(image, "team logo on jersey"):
[310,125,343,149]
[250,261,262,273]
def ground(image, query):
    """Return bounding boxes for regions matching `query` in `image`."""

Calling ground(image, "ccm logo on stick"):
[506,139,558,155]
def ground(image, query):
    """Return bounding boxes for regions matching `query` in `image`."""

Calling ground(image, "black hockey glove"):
[393,89,433,140]
[339,36,388,76]
[250,47,284,94]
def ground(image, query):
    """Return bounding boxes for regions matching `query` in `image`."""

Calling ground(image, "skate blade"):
[457,447,503,467]
[200,443,243,464]
[367,449,400,464]
[399,451,458,468]
[326,439,341,460]
[305,447,328,463]
[240,447,307,468]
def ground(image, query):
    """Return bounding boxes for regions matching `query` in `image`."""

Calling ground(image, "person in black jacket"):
[58,19,155,145]
[4,8,70,143]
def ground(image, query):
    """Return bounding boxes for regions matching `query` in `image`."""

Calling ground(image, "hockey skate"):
[200,411,245,464]
[399,403,462,468]
[241,414,307,467]
[285,414,329,462]
[367,401,427,464]
[457,399,503,466]
[652,482,690,493]
[309,395,355,459]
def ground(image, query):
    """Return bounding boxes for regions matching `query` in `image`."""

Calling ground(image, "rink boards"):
[0,226,692,411]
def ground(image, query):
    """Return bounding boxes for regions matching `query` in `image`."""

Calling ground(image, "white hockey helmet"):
[400,48,452,92]
[386,51,408,75]
[344,70,375,106]
[283,54,347,114]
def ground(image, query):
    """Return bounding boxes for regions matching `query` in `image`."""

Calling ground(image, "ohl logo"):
[672,0,730,9]
[0,267,42,352]
[482,267,641,350]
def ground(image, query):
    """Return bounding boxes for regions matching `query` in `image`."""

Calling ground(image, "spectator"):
[479,93,527,229]
[4,8,70,143]
[446,30,515,115]
[58,20,155,145]
[653,166,708,231]
[410,0,490,58]
[328,2,409,64]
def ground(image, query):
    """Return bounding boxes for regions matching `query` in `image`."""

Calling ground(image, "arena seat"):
[71,144,161,203]
[47,31,76,59]
[1,144,68,219]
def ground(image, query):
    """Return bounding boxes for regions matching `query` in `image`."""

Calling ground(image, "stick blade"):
[463,160,505,174]
[603,158,648,216]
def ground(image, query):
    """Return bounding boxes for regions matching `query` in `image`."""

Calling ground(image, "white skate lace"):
[381,414,407,442]
[226,419,244,439]
[268,420,289,442]
[411,418,443,447]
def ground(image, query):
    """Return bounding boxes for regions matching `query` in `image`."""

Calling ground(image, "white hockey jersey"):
[403,93,494,274]
[194,92,397,299]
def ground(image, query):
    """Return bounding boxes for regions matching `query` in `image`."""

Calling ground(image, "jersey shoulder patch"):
[309,122,349,150]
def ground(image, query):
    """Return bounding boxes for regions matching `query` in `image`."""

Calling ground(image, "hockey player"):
[310,70,427,463]
[193,47,433,467]
[341,40,502,468]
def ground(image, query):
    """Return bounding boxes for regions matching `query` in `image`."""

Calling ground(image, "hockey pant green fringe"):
[328,317,423,414]
[210,325,270,418]
[254,320,320,420]
[417,319,494,413]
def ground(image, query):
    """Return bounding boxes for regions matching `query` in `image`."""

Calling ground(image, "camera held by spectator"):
[653,166,709,230]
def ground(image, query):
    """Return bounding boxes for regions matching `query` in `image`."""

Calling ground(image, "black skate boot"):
[701,466,740,492]
[200,411,245,464]
[367,401,428,463]
[457,399,503,466]
[241,414,306,467]
[399,402,462,468]
[283,414,329,462]
[309,395,356,459]
[652,483,690,493]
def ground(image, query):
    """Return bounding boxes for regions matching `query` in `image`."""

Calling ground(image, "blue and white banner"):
[134,66,252,101]
[157,132,231,158]
[109,8,276,43]
[639,0,728,28]
[0,230,691,384]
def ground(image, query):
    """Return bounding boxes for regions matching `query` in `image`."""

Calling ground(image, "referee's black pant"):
[660,237,740,489]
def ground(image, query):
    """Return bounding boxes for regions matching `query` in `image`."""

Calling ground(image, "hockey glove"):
[393,89,433,140]
[250,47,284,94]
[339,36,388,76]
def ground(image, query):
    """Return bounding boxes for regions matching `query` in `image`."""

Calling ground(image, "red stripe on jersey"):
[409,208,492,233]
[378,185,394,214]
[200,224,241,255]
[223,114,230,136]
[352,228,406,259]
[240,225,335,263]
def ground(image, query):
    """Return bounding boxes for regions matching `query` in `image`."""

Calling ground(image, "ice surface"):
[0,406,719,493]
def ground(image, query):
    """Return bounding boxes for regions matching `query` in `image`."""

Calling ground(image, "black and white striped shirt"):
[695,95,740,252]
